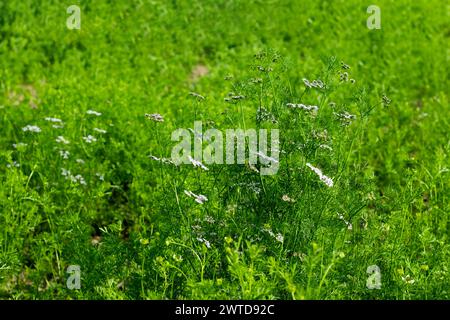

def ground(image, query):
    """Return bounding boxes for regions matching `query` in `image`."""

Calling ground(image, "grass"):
[0,0,449,299]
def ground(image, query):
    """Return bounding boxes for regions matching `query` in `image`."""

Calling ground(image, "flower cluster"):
[22,125,41,133]
[145,113,164,122]
[189,92,205,100]
[184,190,208,204]
[303,78,324,89]
[262,226,284,244]
[61,168,86,185]
[56,136,70,145]
[188,156,209,171]
[306,163,334,187]
[87,110,102,116]
[256,107,277,123]
[333,111,356,126]
[83,135,97,143]
[338,213,353,230]
[148,155,176,165]
[286,103,319,112]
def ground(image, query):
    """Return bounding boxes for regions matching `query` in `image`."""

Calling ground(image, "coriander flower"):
[319,144,333,151]
[204,215,215,224]
[83,135,97,143]
[74,174,86,185]
[275,233,284,243]
[401,275,415,284]
[306,163,334,187]
[282,195,295,203]
[382,95,391,106]
[13,142,27,149]
[87,110,102,116]
[255,151,279,164]
[338,213,353,230]
[286,103,319,112]
[189,92,205,100]
[184,190,208,204]
[188,156,209,171]
[148,154,175,165]
[22,125,41,133]
[303,78,324,89]
[59,150,70,159]
[45,117,63,123]
[93,128,107,134]
[6,161,20,168]
[56,136,70,144]
[145,113,164,122]
[197,237,211,248]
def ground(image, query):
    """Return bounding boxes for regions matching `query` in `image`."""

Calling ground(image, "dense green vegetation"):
[0,0,449,299]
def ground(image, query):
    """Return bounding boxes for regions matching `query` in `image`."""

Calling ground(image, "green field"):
[0,0,449,299]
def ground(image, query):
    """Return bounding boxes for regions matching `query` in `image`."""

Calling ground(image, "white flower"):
[148,155,175,165]
[334,111,356,125]
[197,237,211,248]
[59,150,70,159]
[22,125,41,133]
[188,156,209,171]
[303,78,312,88]
[76,159,85,164]
[337,213,353,230]
[334,111,356,120]
[189,92,205,100]
[184,190,208,204]
[401,275,415,284]
[262,227,284,243]
[145,113,164,122]
[96,173,105,181]
[61,168,86,185]
[275,233,284,243]
[303,78,324,89]
[74,174,86,185]
[94,128,107,134]
[312,79,324,88]
[282,195,295,203]
[83,135,97,143]
[6,161,20,168]
[12,142,27,149]
[319,144,333,151]
[286,103,318,112]
[87,110,102,116]
[56,136,70,144]
[45,117,62,123]
[306,163,334,187]
[52,125,64,129]
[262,227,275,237]
[255,151,279,163]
